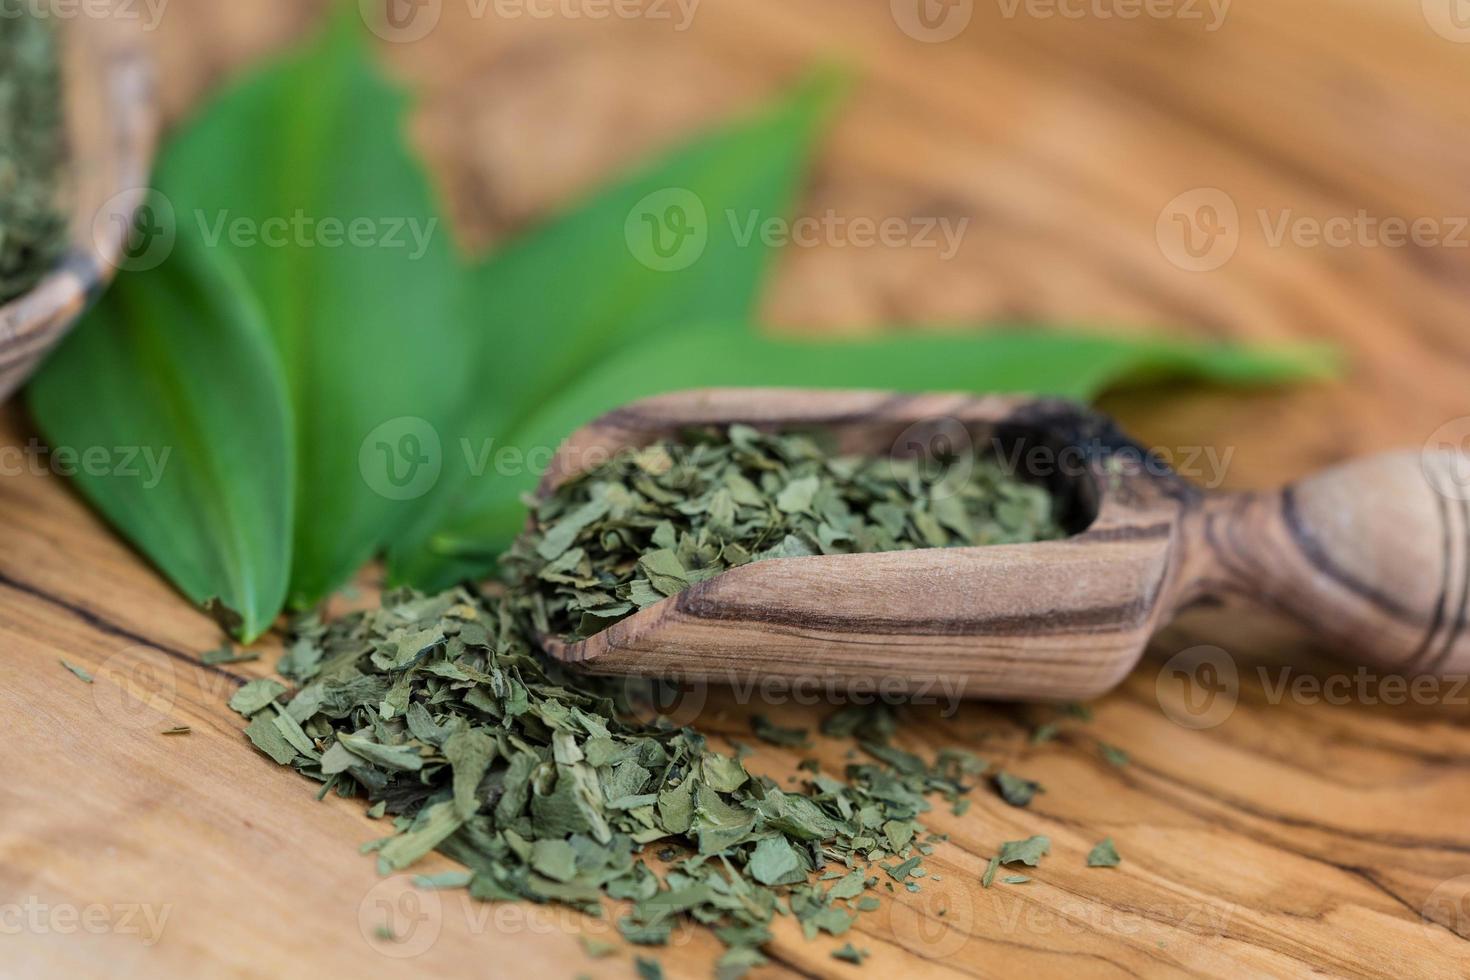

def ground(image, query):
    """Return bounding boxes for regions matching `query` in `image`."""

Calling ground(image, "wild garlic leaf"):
[426,320,1336,563]
[27,231,292,640]
[385,74,844,591]
[155,16,468,609]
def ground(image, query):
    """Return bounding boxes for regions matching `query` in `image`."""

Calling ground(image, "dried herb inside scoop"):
[0,14,65,303]
[504,425,1065,642]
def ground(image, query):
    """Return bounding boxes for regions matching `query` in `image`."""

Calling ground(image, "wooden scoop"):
[536,389,1470,702]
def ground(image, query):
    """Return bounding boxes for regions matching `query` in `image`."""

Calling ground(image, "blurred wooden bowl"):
[0,15,157,401]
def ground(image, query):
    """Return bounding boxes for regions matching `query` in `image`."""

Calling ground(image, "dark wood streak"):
[0,567,248,686]
[1107,722,1470,855]
[597,392,928,434]
[1280,486,1425,625]
[1405,490,1454,674]
[1200,504,1328,635]
[1339,865,1452,927]
[672,588,1155,638]
[1075,521,1173,544]
[1424,494,1470,676]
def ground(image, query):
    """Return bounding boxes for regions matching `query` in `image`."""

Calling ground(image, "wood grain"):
[4,1,1470,978]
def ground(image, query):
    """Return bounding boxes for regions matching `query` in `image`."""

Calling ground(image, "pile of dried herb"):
[0,14,65,303]
[234,587,986,976]
[505,425,1064,641]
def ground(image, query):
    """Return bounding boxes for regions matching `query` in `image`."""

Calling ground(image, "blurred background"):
[149,0,1470,490]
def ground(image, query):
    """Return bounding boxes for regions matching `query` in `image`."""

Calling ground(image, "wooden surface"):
[6,1,1470,977]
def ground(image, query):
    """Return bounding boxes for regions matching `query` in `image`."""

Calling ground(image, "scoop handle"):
[1179,450,1470,676]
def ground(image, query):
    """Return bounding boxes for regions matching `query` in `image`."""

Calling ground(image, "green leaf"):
[747,835,805,886]
[245,713,298,766]
[26,232,292,640]
[444,728,495,819]
[228,678,288,717]
[424,321,1336,564]
[337,732,425,772]
[386,73,844,590]
[155,17,468,608]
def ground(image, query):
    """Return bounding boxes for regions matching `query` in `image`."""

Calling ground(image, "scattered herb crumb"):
[994,771,1042,808]
[831,942,869,964]
[981,856,1000,888]
[161,726,191,735]
[1087,838,1121,868]
[579,936,619,959]
[1100,743,1130,768]
[59,660,93,684]
[997,836,1050,867]
[635,956,664,980]
[750,714,810,748]
[201,643,261,666]
[413,871,472,889]
[1003,875,1031,884]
